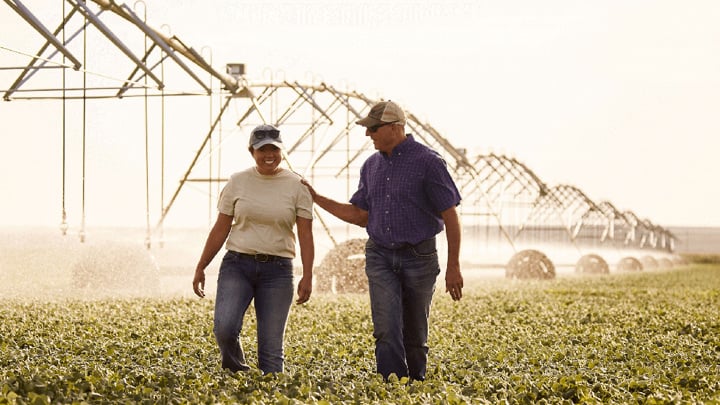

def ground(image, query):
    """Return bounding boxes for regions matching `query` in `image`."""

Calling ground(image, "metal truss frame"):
[1,0,676,258]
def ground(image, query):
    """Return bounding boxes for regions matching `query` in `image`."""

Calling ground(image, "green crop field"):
[1,265,719,404]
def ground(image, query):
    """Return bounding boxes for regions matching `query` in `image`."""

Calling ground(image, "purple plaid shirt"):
[349,134,461,249]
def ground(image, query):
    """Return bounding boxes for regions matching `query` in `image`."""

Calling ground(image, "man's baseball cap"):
[356,100,407,127]
[249,124,283,149]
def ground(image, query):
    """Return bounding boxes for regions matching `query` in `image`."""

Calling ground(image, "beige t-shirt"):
[218,167,313,258]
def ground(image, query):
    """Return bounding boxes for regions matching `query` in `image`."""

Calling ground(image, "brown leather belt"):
[230,251,287,262]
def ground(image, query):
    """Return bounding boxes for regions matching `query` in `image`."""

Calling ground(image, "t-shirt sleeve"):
[296,183,314,220]
[217,181,235,216]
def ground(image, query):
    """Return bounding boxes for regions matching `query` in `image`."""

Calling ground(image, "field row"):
[1,265,719,403]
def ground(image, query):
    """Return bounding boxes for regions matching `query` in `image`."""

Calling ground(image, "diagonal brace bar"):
[67,0,164,89]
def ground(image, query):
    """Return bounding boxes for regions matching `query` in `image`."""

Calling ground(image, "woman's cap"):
[249,124,283,149]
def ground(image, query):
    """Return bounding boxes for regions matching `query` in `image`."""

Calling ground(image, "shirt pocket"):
[396,169,425,195]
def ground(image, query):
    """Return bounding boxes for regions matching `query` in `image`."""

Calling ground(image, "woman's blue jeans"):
[213,250,294,374]
[365,237,440,381]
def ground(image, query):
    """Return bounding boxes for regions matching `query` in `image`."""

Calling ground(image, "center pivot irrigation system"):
[2,0,680,283]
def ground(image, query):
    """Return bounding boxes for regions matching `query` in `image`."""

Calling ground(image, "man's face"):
[365,122,397,153]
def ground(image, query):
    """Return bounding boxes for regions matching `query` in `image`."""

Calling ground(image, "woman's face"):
[251,144,283,174]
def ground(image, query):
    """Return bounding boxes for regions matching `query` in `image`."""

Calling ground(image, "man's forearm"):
[314,194,368,227]
[441,206,462,268]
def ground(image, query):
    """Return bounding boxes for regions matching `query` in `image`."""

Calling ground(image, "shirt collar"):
[384,134,415,157]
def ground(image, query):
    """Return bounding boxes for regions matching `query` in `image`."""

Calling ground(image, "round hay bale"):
[640,255,658,270]
[72,241,160,295]
[505,249,555,280]
[315,238,368,293]
[575,254,610,274]
[617,256,643,272]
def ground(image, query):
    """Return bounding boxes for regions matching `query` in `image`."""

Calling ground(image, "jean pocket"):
[220,251,238,266]
[277,259,294,274]
[409,238,437,258]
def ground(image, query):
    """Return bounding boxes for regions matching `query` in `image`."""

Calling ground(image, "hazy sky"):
[2,0,720,230]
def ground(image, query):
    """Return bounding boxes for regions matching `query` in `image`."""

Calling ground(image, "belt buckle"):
[254,254,271,262]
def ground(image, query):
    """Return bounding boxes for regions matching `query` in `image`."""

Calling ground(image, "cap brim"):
[252,139,283,150]
[356,116,383,127]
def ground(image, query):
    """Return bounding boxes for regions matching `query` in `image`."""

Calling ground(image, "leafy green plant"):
[1,266,719,403]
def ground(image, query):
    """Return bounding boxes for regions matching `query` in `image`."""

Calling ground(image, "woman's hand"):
[296,276,312,304]
[193,267,206,298]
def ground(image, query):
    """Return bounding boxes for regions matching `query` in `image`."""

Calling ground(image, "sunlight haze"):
[1,0,719,229]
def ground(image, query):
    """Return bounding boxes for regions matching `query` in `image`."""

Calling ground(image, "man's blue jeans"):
[213,251,294,374]
[365,237,440,381]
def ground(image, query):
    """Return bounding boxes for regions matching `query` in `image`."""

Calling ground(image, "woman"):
[192,124,314,374]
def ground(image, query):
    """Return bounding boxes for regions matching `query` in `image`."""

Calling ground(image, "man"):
[302,100,463,381]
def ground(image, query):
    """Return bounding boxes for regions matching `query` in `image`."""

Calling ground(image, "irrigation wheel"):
[657,257,674,269]
[617,256,643,272]
[575,254,610,274]
[641,255,659,270]
[672,255,688,266]
[506,249,556,280]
